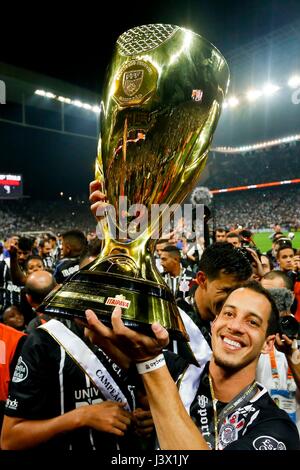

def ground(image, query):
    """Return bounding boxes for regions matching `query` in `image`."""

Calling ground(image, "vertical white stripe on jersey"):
[59,346,65,415]
[85,374,96,450]
[58,347,73,450]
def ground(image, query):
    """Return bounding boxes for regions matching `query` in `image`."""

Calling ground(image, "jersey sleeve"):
[5,329,60,420]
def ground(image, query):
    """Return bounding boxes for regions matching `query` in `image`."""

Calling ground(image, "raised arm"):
[86,307,210,450]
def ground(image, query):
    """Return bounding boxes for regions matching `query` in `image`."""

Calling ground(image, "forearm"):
[142,367,209,450]
[9,257,26,286]
[1,407,85,450]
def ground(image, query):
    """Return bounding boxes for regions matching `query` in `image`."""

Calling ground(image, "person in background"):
[53,230,87,284]
[25,255,45,275]
[293,250,300,322]
[226,232,242,248]
[38,239,55,271]
[2,305,26,332]
[261,270,294,291]
[160,246,195,301]
[260,254,273,275]
[214,227,227,243]
[0,323,26,432]
[24,271,57,332]
[257,287,300,433]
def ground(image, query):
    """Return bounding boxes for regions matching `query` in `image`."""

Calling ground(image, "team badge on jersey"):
[12,356,28,383]
[253,436,286,450]
[219,412,245,449]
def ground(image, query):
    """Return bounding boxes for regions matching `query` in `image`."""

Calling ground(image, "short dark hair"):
[25,255,44,269]
[39,239,51,248]
[276,245,295,259]
[18,237,34,252]
[199,242,252,281]
[226,232,241,240]
[238,280,280,336]
[155,239,170,247]
[62,230,87,255]
[161,245,181,257]
[262,270,294,291]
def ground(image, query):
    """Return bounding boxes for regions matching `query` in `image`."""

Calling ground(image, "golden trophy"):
[40,24,229,341]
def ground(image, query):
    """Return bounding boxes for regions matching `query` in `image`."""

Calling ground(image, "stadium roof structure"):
[0,62,100,107]
[0,62,100,141]
[211,19,300,147]
[226,19,300,92]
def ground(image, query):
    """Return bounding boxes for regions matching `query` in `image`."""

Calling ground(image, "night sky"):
[1,0,300,92]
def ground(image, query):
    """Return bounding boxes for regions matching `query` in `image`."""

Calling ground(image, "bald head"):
[25,271,57,307]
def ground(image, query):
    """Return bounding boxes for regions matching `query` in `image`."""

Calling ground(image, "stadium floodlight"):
[288,75,300,89]
[72,100,83,108]
[35,89,46,96]
[45,92,56,99]
[92,105,101,114]
[212,133,300,153]
[262,83,280,96]
[34,89,100,114]
[246,89,262,102]
[227,96,239,107]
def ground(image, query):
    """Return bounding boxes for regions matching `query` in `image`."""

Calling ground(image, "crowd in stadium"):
[1,181,300,450]
[0,198,95,239]
[207,140,300,189]
[213,186,300,230]
[1,184,299,239]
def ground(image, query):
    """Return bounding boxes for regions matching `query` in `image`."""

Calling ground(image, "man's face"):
[160,252,179,275]
[41,241,52,256]
[156,243,167,256]
[26,258,44,274]
[216,230,226,242]
[17,248,32,265]
[277,248,294,272]
[195,271,244,321]
[260,255,271,274]
[3,306,25,330]
[211,288,273,371]
[226,236,241,248]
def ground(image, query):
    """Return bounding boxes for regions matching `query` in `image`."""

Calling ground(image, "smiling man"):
[86,281,300,450]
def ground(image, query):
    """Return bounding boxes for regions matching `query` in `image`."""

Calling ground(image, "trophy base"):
[39,270,189,342]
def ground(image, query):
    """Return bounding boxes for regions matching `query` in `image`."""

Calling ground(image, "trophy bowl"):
[39,24,229,342]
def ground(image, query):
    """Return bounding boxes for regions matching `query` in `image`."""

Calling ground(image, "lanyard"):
[208,374,258,450]
[269,347,293,388]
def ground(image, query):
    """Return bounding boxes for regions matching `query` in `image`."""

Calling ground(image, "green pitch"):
[253,232,300,253]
